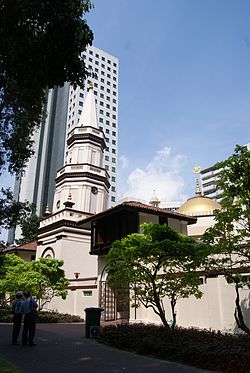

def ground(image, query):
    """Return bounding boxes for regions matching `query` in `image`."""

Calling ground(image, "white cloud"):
[119,147,188,204]
[119,154,129,169]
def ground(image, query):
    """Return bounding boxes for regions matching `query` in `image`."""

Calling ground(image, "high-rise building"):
[200,143,250,201]
[9,46,118,243]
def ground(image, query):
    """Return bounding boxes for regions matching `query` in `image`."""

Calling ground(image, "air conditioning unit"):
[89,325,101,338]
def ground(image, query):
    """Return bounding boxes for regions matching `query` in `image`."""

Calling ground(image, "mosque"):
[34,84,248,332]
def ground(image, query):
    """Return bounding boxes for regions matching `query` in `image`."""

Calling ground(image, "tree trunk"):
[170,296,177,331]
[234,283,250,335]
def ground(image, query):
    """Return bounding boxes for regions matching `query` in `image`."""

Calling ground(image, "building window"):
[94,90,98,96]
[105,155,109,161]
[79,101,83,106]
[106,104,110,109]
[101,86,104,90]
[94,82,98,87]
[107,73,111,78]
[112,167,116,172]
[101,63,105,68]
[112,114,116,119]
[113,77,117,82]
[78,110,82,115]
[99,126,103,130]
[105,165,109,170]
[106,120,110,125]
[111,196,116,202]
[106,147,109,152]
[113,69,117,74]
[113,91,116,96]
[113,107,116,111]
[112,131,116,136]
[89,50,93,55]
[113,84,117,89]
[83,291,92,297]
[101,78,104,83]
[111,186,116,192]
[95,53,99,58]
[112,158,116,163]
[80,93,84,98]
[99,118,103,123]
[101,70,105,76]
[106,112,110,117]
[107,81,110,86]
[100,109,104,114]
[112,149,116,154]
[106,138,109,142]
[108,59,111,64]
[95,61,99,65]
[113,99,116,103]
[111,176,116,182]
[112,140,116,145]
[89,57,92,62]
[100,93,104,98]
[102,56,105,61]
[100,101,104,106]
[106,129,110,134]
[107,96,110,101]
[113,62,117,67]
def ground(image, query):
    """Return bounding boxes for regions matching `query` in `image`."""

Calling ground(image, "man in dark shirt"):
[11,290,23,345]
[21,290,38,347]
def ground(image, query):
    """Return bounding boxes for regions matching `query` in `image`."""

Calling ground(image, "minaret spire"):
[79,81,98,128]
[149,190,161,207]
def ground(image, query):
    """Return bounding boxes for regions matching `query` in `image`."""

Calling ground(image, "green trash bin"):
[84,307,103,338]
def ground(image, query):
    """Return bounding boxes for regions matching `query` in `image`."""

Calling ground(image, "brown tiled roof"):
[78,200,196,226]
[4,241,37,253]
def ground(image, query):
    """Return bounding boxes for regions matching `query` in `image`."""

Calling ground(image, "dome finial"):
[193,165,201,195]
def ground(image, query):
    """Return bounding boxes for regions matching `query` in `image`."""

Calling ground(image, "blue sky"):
[87,0,250,202]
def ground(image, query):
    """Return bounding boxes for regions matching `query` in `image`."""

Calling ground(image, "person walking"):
[11,290,23,345]
[21,290,38,347]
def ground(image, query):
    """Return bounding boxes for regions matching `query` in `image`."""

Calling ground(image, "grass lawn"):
[0,358,20,373]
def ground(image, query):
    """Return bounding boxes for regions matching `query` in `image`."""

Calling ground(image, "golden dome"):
[177,195,221,216]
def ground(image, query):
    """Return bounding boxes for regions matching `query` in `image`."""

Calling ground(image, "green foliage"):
[99,323,250,373]
[0,0,94,174]
[203,145,250,334]
[0,254,69,309]
[106,223,204,329]
[0,188,33,235]
[0,307,83,323]
[15,213,40,245]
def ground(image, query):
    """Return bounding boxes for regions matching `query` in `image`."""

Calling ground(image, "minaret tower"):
[149,190,161,208]
[52,82,110,214]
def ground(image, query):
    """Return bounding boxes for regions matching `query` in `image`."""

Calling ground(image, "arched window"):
[41,247,55,259]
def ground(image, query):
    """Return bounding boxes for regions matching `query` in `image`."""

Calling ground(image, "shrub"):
[98,324,250,373]
[0,308,83,323]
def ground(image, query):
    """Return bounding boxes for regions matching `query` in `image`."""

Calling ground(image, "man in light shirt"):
[11,290,23,345]
[21,290,38,347]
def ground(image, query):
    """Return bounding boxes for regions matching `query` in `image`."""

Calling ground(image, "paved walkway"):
[0,323,214,373]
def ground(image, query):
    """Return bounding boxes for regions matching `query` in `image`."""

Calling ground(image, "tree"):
[0,188,33,234]
[0,0,94,174]
[15,213,40,245]
[0,254,69,309]
[106,223,204,329]
[203,145,250,334]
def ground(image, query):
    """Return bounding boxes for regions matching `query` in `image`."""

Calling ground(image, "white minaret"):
[52,82,110,214]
